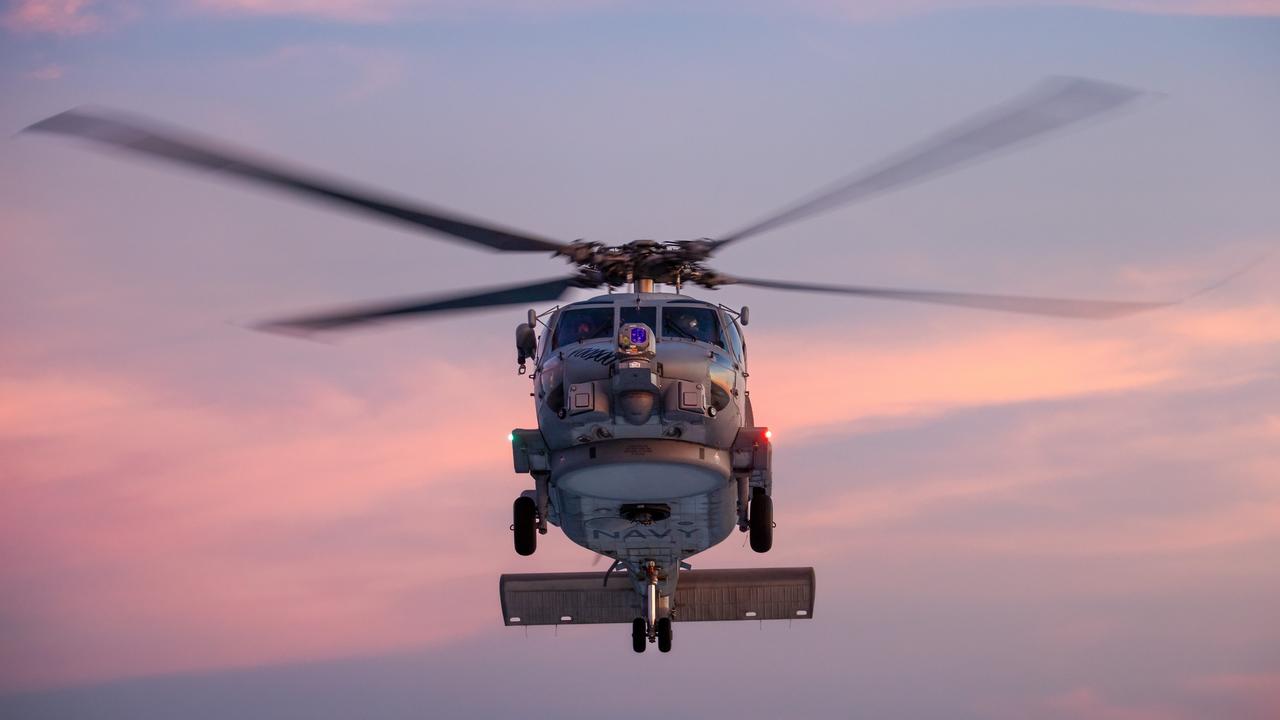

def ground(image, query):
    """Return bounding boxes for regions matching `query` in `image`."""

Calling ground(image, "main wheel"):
[656,617,673,653]
[513,496,537,556]
[631,618,647,653]
[749,487,773,553]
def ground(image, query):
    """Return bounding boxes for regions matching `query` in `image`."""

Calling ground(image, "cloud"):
[0,359,540,691]
[776,377,1280,603]
[780,0,1280,21]
[747,294,1280,443]
[749,325,1177,441]
[1,0,103,34]
[24,63,65,80]
[6,0,1275,35]
[1083,0,1280,16]
[187,0,1280,25]
[192,0,406,22]
[1034,687,1187,720]
[190,0,615,22]
[1186,673,1280,718]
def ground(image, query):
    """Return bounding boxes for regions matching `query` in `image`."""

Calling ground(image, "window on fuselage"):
[553,307,614,348]
[661,305,724,348]
[619,305,657,333]
[724,315,745,361]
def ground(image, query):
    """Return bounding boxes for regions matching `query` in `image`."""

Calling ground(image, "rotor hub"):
[558,238,724,290]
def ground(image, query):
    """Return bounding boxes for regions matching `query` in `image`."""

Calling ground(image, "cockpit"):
[660,306,721,346]
[549,298,744,359]
[535,295,749,436]
[553,306,614,347]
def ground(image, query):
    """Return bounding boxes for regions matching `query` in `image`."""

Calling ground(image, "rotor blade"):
[257,276,579,333]
[713,77,1146,249]
[724,276,1172,319]
[23,108,566,253]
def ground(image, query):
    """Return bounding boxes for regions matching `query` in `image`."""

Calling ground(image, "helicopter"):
[26,76,1196,654]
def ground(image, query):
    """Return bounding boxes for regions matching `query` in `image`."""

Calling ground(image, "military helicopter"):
[28,77,1192,654]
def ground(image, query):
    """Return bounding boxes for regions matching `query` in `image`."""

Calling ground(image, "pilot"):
[575,318,599,343]
[673,311,710,343]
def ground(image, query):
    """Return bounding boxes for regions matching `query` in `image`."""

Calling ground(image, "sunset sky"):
[2,1,1278,718]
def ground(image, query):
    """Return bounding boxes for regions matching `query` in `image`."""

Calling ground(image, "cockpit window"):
[661,306,724,348]
[724,315,745,360]
[619,305,657,332]
[554,307,614,348]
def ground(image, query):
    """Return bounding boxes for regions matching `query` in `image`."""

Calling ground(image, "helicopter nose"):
[617,391,655,425]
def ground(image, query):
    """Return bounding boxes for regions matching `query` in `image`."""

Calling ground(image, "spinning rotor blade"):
[24,108,565,253]
[713,77,1146,249]
[725,276,1173,319]
[257,276,580,333]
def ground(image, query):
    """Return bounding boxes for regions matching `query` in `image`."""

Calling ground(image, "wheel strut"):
[645,561,658,641]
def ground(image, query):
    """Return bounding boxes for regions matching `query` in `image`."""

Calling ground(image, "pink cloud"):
[783,363,1280,560]
[191,0,617,22]
[747,311,1278,445]
[0,359,547,690]
[1186,673,1280,717]
[1036,687,1187,720]
[7,0,1276,34]
[791,451,1280,558]
[788,0,1280,21]
[193,0,404,22]
[24,63,65,80]
[750,326,1178,441]
[1,0,103,34]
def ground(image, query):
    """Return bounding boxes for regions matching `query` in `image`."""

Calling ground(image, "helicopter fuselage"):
[510,292,772,603]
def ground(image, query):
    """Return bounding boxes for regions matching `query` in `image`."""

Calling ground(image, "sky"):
[1,0,1279,718]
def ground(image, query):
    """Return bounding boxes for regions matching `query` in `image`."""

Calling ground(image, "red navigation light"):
[764,429,773,440]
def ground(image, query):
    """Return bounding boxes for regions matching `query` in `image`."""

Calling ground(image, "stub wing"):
[499,567,815,626]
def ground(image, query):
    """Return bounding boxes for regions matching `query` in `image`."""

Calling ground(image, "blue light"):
[630,327,648,345]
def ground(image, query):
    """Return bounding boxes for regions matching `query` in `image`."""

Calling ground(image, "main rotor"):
[554,239,729,291]
[26,76,1216,334]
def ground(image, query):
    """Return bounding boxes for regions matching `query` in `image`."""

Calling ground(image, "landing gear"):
[656,617,673,653]
[512,496,537,556]
[631,618,646,653]
[749,487,773,553]
[630,562,674,653]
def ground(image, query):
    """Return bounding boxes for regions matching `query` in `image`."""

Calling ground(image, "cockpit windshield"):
[553,307,613,348]
[620,305,657,330]
[661,305,724,348]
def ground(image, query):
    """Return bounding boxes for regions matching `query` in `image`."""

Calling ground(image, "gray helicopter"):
[27,76,1192,653]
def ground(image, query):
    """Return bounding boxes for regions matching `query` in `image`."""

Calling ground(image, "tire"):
[749,487,773,554]
[631,618,647,653]
[513,496,537,556]
[656,617,673,653]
